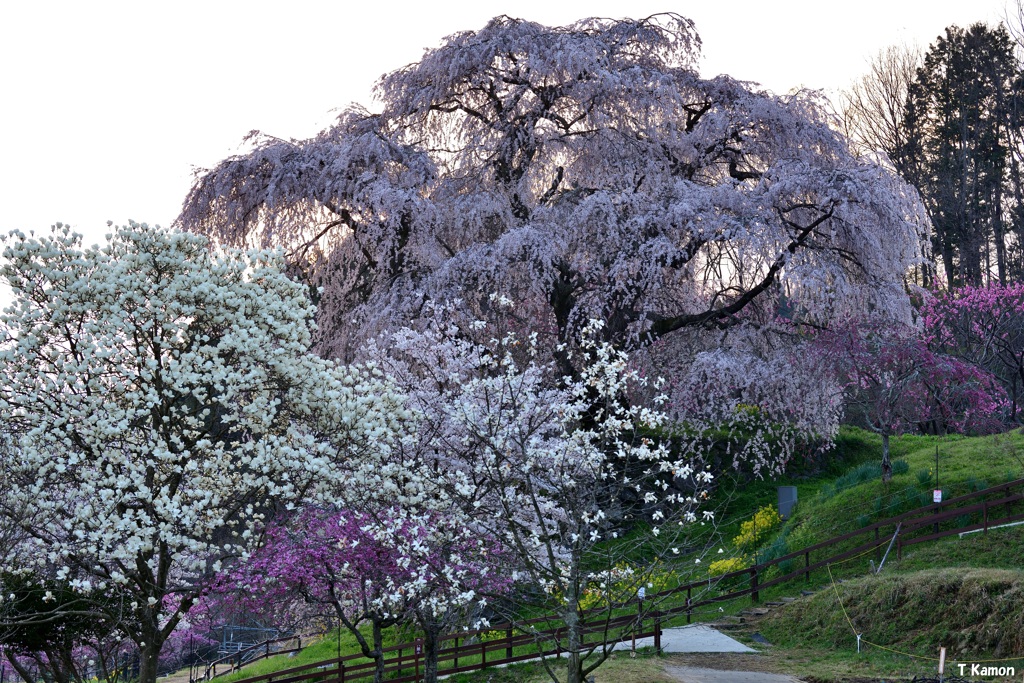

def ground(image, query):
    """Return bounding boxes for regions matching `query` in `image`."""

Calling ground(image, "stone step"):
[763,601,785,607]
[740,607,770,616]
[706,621,745,630]
[800,590,815,596]
[780,597,797,603]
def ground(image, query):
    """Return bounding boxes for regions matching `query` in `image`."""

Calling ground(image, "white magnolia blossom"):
[363,301,716,683]
[0,223,403,683]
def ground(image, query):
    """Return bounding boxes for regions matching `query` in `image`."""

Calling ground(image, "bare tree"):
[842,43,921,172]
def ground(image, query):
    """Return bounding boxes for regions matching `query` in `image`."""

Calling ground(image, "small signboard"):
[933,489,943,503]
[939,646,946,674]
[414,638,423,655]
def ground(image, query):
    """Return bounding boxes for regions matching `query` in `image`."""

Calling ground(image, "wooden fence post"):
[506,627,513,660]
[654,613,662,655]
[804,551,810,583]
[686,586,692,624]
[750,567,759,604]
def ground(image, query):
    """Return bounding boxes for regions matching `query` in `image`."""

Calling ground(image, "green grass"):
[760,567,1024,660]
[894,522,1024,572]
[775,428,1024,554]
[213,626,416,683]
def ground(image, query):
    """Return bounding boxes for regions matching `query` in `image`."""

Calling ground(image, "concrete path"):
[615,624,756,654]
[663,665,803,682]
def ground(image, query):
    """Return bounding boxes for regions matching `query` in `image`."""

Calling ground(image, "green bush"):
[916,469,932,486]
[834,462,882,492]
[892,459,909,476]
[760,535,790,564]
[966,476,988,492]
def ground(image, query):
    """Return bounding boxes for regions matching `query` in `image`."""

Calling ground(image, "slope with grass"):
[709,428,1024,578]
[200,428,1024,683]
[761,562,1024,659]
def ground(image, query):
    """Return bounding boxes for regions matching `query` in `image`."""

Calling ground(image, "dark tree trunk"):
[420,616,440,683]
[881,432,892,483]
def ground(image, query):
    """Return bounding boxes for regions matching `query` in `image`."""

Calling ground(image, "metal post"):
[637,595,644,633]
[751,567,759,603]
[804,551,810,582]
[877,522,901,573]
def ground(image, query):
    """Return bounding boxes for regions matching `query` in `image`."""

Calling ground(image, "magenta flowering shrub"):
[818,322,1006,479]
[923,283,1024,422]
[216,506,509,683]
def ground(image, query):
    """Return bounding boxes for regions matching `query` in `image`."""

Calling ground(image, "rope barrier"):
[825,554,1024,665]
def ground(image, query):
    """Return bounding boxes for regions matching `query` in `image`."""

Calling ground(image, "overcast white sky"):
[0,0,1013,247]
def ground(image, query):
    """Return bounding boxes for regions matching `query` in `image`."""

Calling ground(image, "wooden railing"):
[200,633,312,681]
[222,477,1024,683]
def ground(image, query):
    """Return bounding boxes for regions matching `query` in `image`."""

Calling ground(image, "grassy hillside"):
[206,427,1024,683]
[760,564,1024,659]
[741,428,1024,562]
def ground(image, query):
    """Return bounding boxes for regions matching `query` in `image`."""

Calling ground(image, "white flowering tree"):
[0,224,402,683]
[368,301,718,683]
[179,14,926,447]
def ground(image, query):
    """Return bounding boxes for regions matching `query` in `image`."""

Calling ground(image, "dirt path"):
[662,653,806,683]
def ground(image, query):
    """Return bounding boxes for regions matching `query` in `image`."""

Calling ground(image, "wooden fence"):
[202,633,311,680]
[221,477,1024,683]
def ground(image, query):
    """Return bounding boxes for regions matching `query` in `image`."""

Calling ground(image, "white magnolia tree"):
[179,14,927,444]
[0,224,403,683]
[366,300,719,683]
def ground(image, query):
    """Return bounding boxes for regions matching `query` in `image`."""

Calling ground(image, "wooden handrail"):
[204,633,314,681]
